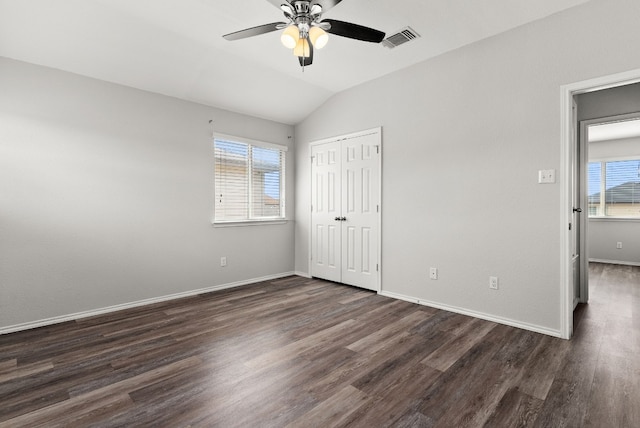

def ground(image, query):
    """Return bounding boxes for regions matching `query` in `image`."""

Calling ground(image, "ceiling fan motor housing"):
[289,1,322,38]
[293,1,311,14]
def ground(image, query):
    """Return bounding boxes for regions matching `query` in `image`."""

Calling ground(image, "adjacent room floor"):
[0,263,638,427]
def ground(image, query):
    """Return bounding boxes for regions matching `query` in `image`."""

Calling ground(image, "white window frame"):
[212,133,287,226]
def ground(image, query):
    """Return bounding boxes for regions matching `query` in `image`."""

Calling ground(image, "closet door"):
[311,141,342,282]
[310,128,381,291]
[341,133,379,290]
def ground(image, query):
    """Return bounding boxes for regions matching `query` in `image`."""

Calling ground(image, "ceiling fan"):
[222,0,386,67]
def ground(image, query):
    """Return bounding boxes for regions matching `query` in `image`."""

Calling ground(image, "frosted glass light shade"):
[309,27,328,49]
[281,25,299,49]
[293,38,311,57]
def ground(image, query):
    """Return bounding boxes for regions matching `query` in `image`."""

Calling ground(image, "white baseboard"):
[378,290,563,339]
[589,258,640,267]
[294,271,312,278]
[0,272,296,336]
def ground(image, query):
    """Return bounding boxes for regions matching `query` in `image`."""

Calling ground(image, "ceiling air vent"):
[381,26,420,49]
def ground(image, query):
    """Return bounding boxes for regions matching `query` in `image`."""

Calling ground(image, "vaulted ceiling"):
[0,0,591,124]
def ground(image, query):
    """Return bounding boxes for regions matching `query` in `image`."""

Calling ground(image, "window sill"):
[589,217,640,222]
[212,219,289,228]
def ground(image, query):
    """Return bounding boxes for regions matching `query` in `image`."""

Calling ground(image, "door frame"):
[577,111,640,305]
[308,127,382,293]
[560,68,640,339]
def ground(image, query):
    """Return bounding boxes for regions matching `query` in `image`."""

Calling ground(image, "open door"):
[570,98,588,308]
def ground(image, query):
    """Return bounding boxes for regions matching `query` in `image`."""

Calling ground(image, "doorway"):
[561,70,640,339]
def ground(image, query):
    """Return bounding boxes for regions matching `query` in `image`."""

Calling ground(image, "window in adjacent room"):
[214,134,286,223]
[587,118,640,218]
[588,159,640,217]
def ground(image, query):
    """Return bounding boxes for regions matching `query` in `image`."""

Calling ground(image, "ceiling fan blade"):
[298,41,314,66]
[323,19,385,43]
[310,0,343,13]
[223,22,284,41]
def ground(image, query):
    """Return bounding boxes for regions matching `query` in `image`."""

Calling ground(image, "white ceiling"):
[0,0,591,125]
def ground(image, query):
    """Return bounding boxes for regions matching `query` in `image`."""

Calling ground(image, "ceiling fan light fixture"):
[310,4,322,15]
[309,26,328,49]
[280,4,294,15]
[293,37,311,57]
[223,0,386,68]
[281,25,299,49]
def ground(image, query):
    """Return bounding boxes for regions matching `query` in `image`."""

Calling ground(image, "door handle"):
[573,207,583,213]
[340,217,346,221]
[334,217,340,221]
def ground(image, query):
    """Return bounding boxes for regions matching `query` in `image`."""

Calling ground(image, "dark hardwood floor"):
[0,263,638,427]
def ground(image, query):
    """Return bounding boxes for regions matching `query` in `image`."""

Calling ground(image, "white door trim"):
[560,68,640,339]
[309,127,382,293]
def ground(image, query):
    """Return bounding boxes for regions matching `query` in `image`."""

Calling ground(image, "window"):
[588,159,640,218]
[214,134,286,223]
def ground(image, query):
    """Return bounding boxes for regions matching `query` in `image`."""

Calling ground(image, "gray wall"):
[577,83,640,265]
[0,57,295,330]
[587,221,640,264]
[294,0,640,335]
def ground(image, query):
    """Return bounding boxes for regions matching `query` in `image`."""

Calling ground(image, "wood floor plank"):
[0,359,16,374]
[244,318,358,370]
[600,313,636,359]
[0,393,135,428]
[514,334,571,400]
[347,310,432,353]
[0,362,116,423]
[1,356,201,427]
[342,361,441,428]
[0,264,637,426]
[338,289,375,304]
[583,353,640,427]
[285,384,369,428]
[421,317,497,371]
[483,387,544,428]
[532,343,599,427]
[392,410,435,428]
[416,324,515,425]
[303,331,429,402]
[0,360,54,384]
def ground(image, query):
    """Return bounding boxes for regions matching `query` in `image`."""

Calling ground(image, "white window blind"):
[588,159,640,218]
[214,135,286,223]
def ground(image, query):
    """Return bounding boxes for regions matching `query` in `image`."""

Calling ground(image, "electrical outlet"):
[220,256,227,267]
[538,169,556,184]
[489,276,499,290]
[616,242,623,249]
[429,267,438,280]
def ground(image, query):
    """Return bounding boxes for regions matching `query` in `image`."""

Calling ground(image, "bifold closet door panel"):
[310,141,342,283]
[340,135,379,291]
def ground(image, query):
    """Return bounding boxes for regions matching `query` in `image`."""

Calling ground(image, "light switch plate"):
[538,169,556,184]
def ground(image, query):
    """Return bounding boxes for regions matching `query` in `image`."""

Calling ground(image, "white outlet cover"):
[489,276,499,289]
[538,169,556,184]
